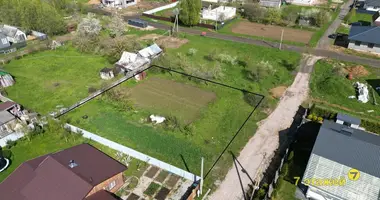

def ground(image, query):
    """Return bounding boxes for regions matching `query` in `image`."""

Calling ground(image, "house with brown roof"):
[0,144,127,200]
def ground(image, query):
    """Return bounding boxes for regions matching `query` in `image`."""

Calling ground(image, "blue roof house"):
[302,114,380,200]
[348,26,380,54]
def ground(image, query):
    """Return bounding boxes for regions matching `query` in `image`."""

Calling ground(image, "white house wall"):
[201,6,236,21]
[348,41,380,54]
[364,6,380,12]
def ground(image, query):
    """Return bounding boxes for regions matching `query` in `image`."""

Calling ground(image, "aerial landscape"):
[0,0,380,199]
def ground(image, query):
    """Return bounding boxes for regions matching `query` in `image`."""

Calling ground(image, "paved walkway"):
[209,55,321,200]
[317,0,354,49]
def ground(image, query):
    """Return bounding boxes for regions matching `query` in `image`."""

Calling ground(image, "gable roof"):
[365,0,380,7]
[348,26,380,44]
[0,25,19,38]
[0,110,15,125]
[311,120,380,178]
[0,101,16,111]
[0,144,127,200]
[138,43,162,58]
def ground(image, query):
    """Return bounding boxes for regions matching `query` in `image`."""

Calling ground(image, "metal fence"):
[66,124,201,181]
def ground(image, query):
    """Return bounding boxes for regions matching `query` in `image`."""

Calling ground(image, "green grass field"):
[3,46,111,114]
[3,32,300,189]
[130,77,216,124]
[310,59,380,121]
[348,13,373,25]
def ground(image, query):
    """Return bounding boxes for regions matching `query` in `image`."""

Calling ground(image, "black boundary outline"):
[57,64,265,180]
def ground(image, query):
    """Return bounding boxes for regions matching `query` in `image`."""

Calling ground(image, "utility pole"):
[200,157,204,195]
[172,8,180,35]
[279,29,284,50]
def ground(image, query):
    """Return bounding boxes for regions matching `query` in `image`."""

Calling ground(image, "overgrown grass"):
[310,59,380,122]
[336,24,350,34]
[3,46,111,114]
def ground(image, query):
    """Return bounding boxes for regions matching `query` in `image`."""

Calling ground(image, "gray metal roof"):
[311,120,380,178]
[348,26,380,44]
[0,111,15,125]
[365,0,380,7]
[337,113,361,125]
[0,33,10,49]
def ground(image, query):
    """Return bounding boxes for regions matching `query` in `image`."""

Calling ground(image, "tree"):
[179,0,202,26]
[77,13,102,37]
[265,8,282,24]
[107,13,127,37]
[242,3,266,22]
[315,10,331,27]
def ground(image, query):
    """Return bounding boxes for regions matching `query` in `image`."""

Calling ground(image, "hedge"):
[310,104,380,134]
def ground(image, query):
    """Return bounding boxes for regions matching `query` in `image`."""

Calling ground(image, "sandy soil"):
[139,34,188,49]
[208,55,322,200]
[232,21,313,44]
[270,86,288,99]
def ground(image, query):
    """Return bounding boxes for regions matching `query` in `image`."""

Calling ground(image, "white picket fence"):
[66,123,200,181]
[143,2,179,14]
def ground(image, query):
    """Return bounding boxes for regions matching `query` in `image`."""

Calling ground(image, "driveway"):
[316,0,354,49]
[208,55,321,200]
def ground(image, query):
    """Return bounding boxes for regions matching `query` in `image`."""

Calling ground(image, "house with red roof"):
[0,144,127,200]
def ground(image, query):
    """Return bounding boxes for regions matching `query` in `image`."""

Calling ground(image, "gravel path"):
[316,0,354,49]
[208,55,321,200]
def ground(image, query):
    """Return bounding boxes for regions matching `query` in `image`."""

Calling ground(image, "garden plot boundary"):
[57,64,265,180]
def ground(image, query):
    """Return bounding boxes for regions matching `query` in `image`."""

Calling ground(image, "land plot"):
[231,21,314,44]
[130,77,216,124]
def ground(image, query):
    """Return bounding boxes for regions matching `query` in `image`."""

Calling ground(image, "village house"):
[0,25,27,54]
[101,0,139,8]
[0,144,127,200]
[302,114,380,200]
[100,67,115,80]
[0,101,20,135]
[259,0,282,8]
[201,5,237,21]
[348,26,380,54]
[362,0,380,11]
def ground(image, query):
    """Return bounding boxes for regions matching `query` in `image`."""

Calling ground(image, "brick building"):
[0,144,127,200]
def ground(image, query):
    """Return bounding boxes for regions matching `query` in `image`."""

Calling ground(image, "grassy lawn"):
[62,34,300,189]
[3,31,300,189]
[336,24,350,34]
[310,59,380,122]
[3,46,112,115]
[347,13,373,25]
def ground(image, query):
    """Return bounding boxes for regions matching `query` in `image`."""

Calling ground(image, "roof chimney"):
[69,160,78,168]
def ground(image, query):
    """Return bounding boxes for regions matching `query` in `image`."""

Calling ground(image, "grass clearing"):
[310,59,380,122]
[347,13,373,25]
[3,46,111,114]
[130,77,216,124]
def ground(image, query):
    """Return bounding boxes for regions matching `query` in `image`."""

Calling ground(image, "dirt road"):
[208,55,321,200]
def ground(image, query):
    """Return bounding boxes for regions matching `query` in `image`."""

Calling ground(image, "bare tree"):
[107,12,127,37]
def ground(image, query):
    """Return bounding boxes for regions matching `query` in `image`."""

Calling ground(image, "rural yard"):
[231,21,314,44]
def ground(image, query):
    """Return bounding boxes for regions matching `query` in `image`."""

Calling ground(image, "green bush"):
[5,140,17,149]
[281,163,289,176]
[312,116,318,121]
[307,114,313,120]
[361,120,380,134]
[317,117,323,122]
[287,151,294,161]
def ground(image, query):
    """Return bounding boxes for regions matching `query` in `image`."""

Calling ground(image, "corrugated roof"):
[0,144,127,200]
[337,113,361,125]
[348,26,380,44]
[0,101,16,111]
[138,43,162,58]
[0,111,15,125]
[310,120,380,178]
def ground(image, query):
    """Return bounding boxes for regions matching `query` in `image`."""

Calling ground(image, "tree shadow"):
[366,79,380,96]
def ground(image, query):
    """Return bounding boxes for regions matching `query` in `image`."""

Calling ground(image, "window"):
[1,38,7,45]
[343,122,351,127]
[104,181,116,191]
[355,41,361,46]
[368,43,375,48]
